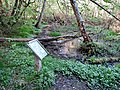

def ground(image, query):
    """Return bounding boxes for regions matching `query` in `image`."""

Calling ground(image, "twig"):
[90,0,120,22]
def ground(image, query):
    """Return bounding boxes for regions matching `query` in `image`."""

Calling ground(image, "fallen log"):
[0,35,81,42]
[87,57,120,64]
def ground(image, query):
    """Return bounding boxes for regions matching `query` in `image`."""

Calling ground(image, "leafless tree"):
[70,0,92,42]
[35,0,46,28]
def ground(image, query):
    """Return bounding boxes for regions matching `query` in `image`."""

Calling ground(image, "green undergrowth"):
[55,25,78,32]
[14,19,43,38]
[86,25,120,40]
[0,18,42,38]
[79,42,113,57]
[0,44,120,90]
[48,31,61,37]
[85,25,120,57]
[89,17,103,24]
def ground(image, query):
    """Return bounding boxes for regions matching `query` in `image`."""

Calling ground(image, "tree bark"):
[0,0,3,15]
[14,0,22,17]
[35,0,46,28]
[70,0,92,42]
[11,0,18,16]
[18,0,31,19]
[0,0,2,7]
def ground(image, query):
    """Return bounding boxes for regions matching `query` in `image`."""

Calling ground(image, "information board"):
[27,39,48,60]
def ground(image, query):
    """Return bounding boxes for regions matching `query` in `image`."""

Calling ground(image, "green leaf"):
[0,61,4,67]
[103,0,111,3]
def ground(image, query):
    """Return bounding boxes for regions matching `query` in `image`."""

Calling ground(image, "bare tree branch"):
[90,0,120,22]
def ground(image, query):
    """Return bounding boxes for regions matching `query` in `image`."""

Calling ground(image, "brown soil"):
[51,75,89,90]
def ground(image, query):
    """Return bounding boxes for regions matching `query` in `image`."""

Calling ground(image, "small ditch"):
[44,38,83,59]
[44,38,120,67]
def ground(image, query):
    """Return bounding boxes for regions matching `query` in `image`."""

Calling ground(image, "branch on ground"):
[0,35,81,42]
[87,57,120,64]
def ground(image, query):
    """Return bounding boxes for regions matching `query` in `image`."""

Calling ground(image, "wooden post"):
[34,55,42,72]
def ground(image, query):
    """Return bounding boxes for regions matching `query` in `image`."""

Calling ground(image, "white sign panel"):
[27,39,48,60]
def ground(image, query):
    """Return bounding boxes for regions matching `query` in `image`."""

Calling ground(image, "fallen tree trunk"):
[87,57,120,64]
[0,35,81,42]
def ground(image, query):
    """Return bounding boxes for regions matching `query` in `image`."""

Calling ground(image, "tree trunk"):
[0,0,3,14]
[0,0,5,16]
[18,0,31,19]
[14,0,22,17]
[0,0,2,7]
[11,0,18,16]
[35,0,46,28]
[70,0,92,42]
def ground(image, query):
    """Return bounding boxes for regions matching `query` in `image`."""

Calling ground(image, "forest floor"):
[0,22,120,90]
[51,74,88,90]
[39,24,120,64]
[37,24,120,90]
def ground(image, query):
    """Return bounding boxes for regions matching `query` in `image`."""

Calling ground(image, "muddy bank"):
[44,38,83,60]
